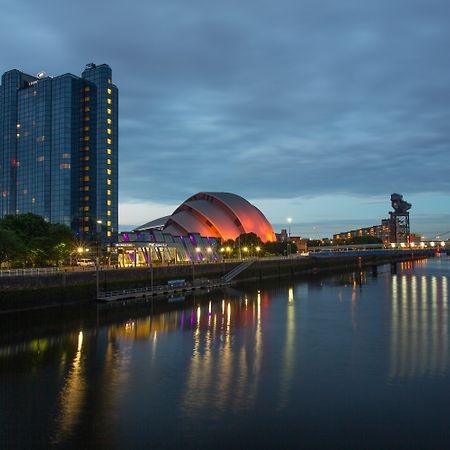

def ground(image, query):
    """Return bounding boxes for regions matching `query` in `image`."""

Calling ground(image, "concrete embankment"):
[0,251,434,313]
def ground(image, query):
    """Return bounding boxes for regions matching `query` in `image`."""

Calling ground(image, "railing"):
[0,267,61,277]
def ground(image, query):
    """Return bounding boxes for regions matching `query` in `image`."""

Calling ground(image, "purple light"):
[123,233,129,242]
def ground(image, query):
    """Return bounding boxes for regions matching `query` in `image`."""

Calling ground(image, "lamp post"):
[287,217,292,258]
[96,220,102,299]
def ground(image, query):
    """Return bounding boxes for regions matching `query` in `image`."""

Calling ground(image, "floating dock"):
[96,280,229,302]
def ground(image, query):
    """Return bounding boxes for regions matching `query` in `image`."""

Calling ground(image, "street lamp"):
[256,246,261,257]
[287,217,292,257]
[96,220,103,299]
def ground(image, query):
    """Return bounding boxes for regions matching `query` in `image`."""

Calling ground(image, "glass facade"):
[0,64,118,243]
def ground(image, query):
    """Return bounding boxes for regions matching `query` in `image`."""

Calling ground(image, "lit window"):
[107,190,111,195]
[84,226,89,232]
[83,176,90,182]
[84,96,90,102]
[107,108,112,114]
[83,126,90,131]
[84,115,90,121]
[107,98,112,104]
[107,88,112,94]
[83,156,90,161]
[84,146,90,151]
[84,196,90,201]
[84,86,90,92]
[84,206,90,211]
[37,156,44,162]
[16,123,20,128]
[84,217,89,222]
[107,210,112,216]
[107,128,112,134]
[60,163,71,169]
[83,186,90,191]
[83,166,90,171]
[62,153,70,159]
[83,136,90,141]
[107,169,112,175]
[107,138,112,144]
[16,133,20,138]
[107,179,112,185]
[107,118,112,124]
[84,106,90,112]
[107,231,111,237]
[107,200,112,206]
[108,78,111,84]
[107,220,112,226]
[107,149,112,155]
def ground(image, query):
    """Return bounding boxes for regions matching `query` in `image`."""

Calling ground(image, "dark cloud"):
[1,0,450,205]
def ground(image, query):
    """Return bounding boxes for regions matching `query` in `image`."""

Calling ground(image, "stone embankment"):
[0,251,434,313]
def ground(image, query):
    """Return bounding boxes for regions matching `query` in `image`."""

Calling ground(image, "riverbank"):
[0,250,435,312]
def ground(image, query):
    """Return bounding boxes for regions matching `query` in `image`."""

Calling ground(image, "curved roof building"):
[135,192,276,242]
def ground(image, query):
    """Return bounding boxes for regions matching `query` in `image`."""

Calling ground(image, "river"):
[1,257,449,449]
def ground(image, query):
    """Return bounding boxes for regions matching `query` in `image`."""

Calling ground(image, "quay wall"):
[0,251,435,312]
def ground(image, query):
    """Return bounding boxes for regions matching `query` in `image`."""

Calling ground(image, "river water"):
[1,257,450,449]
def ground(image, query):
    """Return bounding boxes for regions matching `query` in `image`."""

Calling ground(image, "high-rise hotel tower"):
[0,63,118,243]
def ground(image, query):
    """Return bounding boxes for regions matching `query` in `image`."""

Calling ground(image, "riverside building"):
[0,63,118,243]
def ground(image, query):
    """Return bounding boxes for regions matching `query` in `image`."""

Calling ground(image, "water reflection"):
[181,292,265,418]
[389,274,449,381]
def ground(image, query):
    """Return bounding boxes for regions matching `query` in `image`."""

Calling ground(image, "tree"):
[0,213,75,267]
[0,228,25,267]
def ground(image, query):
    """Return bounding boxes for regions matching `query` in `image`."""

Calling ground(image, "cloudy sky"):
[1,0,449,238]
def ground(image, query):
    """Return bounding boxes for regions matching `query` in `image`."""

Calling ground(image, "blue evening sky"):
[1,0,449,238]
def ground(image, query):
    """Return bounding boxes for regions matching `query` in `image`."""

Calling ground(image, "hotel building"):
[0,63,118,242]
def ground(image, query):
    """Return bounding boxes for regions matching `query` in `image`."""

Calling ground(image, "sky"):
[1,0,449,238]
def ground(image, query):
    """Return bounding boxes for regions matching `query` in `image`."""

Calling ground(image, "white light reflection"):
[389,273,449,382]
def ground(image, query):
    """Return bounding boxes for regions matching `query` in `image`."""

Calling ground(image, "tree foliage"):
[0,213,74,267]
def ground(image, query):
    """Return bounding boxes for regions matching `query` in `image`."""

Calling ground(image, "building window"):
[37,156,45,162]
[107,98,112,104]
[107,149,112,155]
[107,128,112,134]
[83,176,90,182]
[107,179,112,185]
[62,153,70,159]
[107,169,112,175]
[84,86,90,92]
[107,108,112,114]
[84,115,90,121]
[83,136,90,141]
[16,123,20,128]
[84,206,90,212]
[107,231,112,237]
[83,126,90,131]
[84,146,90,151]
[84,217,89,222]
[83,166,90,171]
[60,163,71,169]
[84,196,90,201]
[107,118,112,124]
[107,210,112,216]
[107,190,111,195]
[107,220,112,226]
[108,78,111,84]
[84,226,89,232]
[83,186,90,191]
[84,106,90,112]
[107,138,112,145]
[84,96,90,102]
[107,88,112,94]
[83,156,90,161]
[107,199,112,206]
